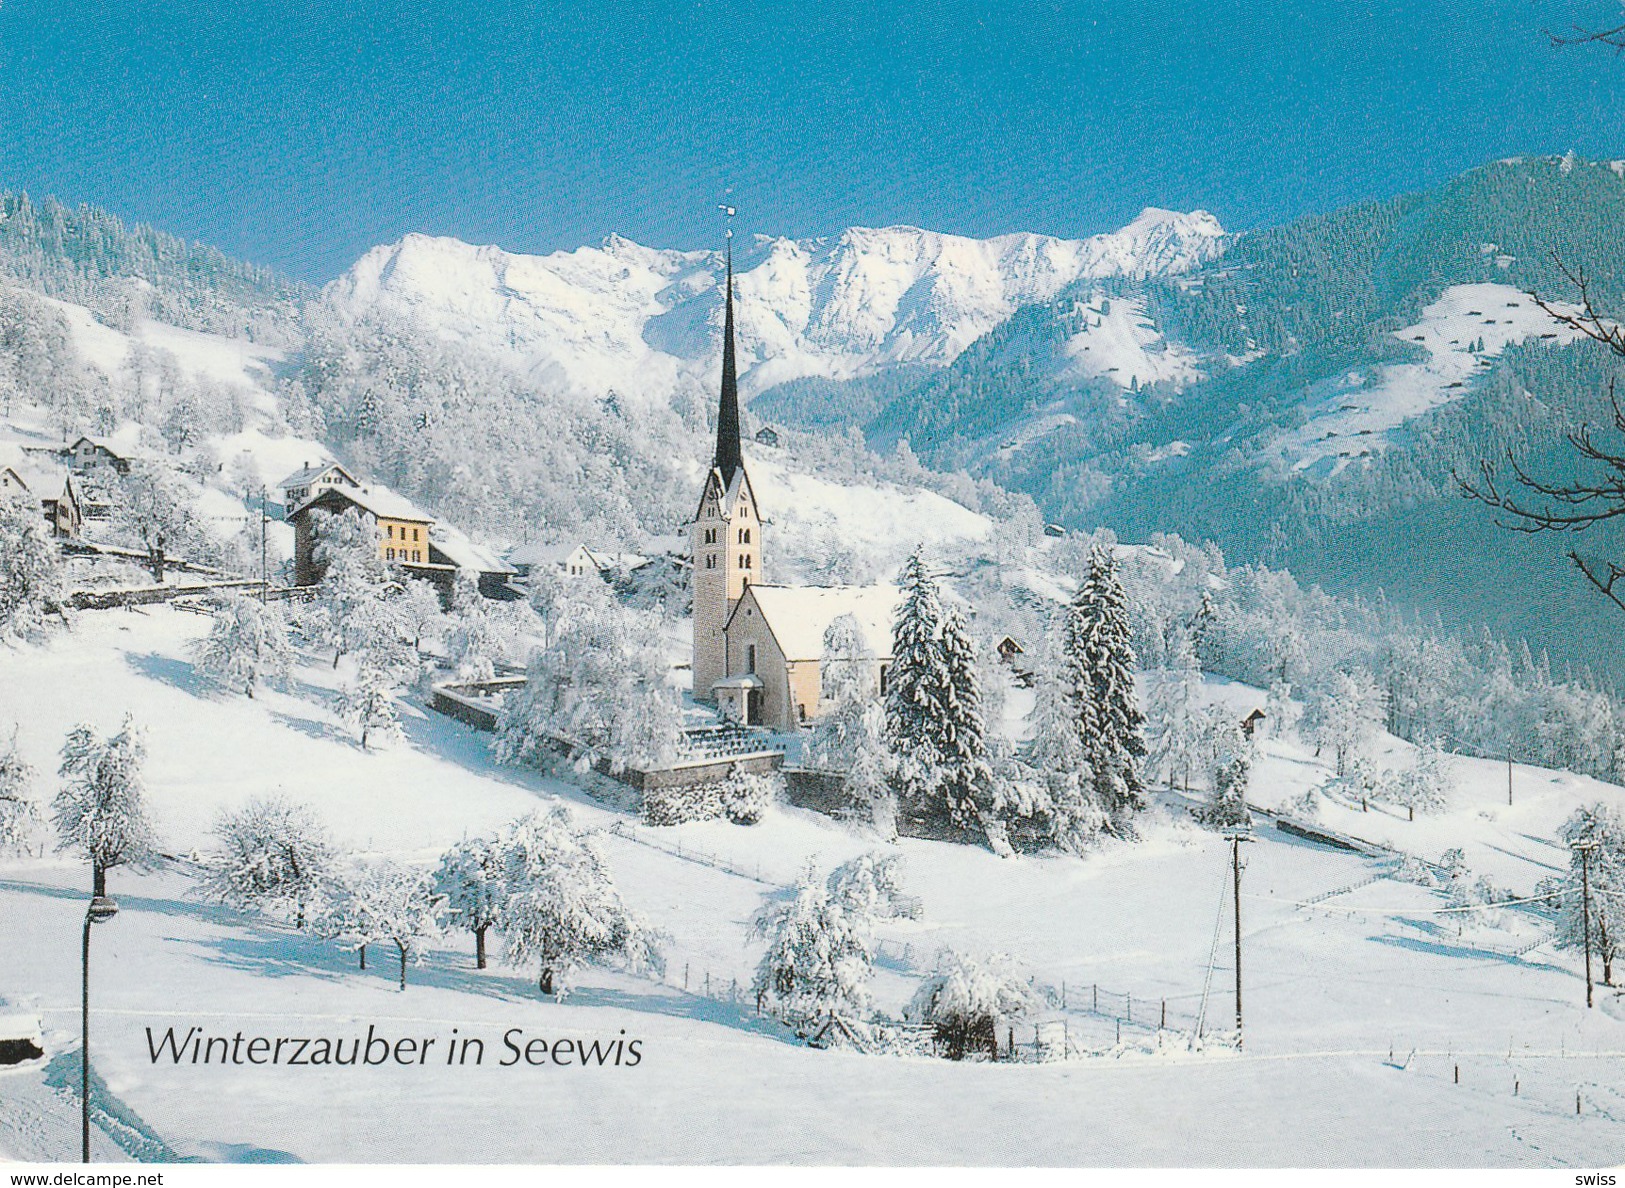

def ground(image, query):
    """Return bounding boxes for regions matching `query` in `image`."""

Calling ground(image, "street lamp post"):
[82,895,118,1163]
[1571,840,1599,1010]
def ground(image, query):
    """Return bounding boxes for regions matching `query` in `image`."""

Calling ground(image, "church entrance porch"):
[713,673,765,726]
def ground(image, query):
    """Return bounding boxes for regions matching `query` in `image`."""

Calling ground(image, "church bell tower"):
[691,229,761,701]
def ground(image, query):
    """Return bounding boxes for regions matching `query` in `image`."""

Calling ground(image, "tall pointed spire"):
[713,228,744,480]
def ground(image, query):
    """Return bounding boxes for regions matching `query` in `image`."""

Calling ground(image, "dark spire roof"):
[712,236,744,480]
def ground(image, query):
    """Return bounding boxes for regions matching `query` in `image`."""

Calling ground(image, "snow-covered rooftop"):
[736,583,900,661]
[304,483,435,524]
[275,459,353,490]
[432,525,515,575]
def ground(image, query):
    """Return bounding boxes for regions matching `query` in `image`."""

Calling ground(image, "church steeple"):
[713,235,744,480]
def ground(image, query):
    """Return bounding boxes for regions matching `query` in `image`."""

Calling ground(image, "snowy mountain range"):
[321,208,1225,403]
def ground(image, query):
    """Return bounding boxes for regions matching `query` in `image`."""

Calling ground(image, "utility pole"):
[1508,755,1513,807]
[1573,839,1598,1009]
[1224,829,1254,1049]
[259,485,269,603]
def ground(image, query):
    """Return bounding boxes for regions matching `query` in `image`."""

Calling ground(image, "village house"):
[277,460,361,516]
[752,425,781,448]
[289,481,516,601]
[1,451,84,539]
[690,240,894,732]
[65,435,133,476]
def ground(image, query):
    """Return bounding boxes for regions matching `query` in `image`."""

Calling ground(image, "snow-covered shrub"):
[197,795,336,927]
[827,851,912,919]
[719,769,778,825]
[641,780,723,826]
[0,486,64,642]
[434,835,506,970]
[52,716,159,896]
[752,863,877,1034]
[0,726,40,854]
[905,949,1039,1061]
[1384,735,1453,818]
[495,806,661,996]
[194,595,293,698]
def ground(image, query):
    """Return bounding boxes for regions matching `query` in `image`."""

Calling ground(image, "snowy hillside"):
[321,209,1224,405]
[1,608,1622,1165]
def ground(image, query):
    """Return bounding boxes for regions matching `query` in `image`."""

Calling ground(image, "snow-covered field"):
[2,607,1623,1166]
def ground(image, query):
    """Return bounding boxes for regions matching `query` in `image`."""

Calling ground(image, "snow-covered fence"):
[68,578,267,611]
[606,819,776,885]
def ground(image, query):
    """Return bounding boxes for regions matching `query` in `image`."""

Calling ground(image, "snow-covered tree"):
[1024,651,1106,852]
[497,581,682,774]
[434,835,506,969]
[308,508,396,668]
[1386,734,1453,819]
[198,795,336,927]
[804,615,893,829]
[935,605,996,832]
[885,548,950,806]
[0,486,64,642]
[113,460,216,577]
[496,806,660,996]
[826,851,910,920]
[1555,804,1625,987]
[446,570,500,682]
[322,860,444,990]
[194,595,293,698]
[0,726,40,854]
[1198,747,1253,829]
[53,715,159,896]
[1266,679,1301,739]
[1066,546,1148,824]
[393,578,444,650]
[337,659,402,750]
[905,949,1039,1061]
[1145,634,1206,793]
[751,863,876,1033]
[717,768,777,826]
[1302,669,1384,776]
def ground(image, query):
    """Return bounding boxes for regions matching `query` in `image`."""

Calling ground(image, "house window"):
[387,547,395,560]
[742,554,751,569]
[706,555,716,569]
[413,528,420,541]
[746,644,757,673]
[413,550,421,562]
[797,703,807,723]
[387,525,394,538]
[878,664,890,695]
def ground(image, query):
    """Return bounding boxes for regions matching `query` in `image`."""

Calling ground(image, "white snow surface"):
[321,210,1226,405]
[1270,284,1587,477]
[1060,294,1204,391]
[1,609,1623,1165]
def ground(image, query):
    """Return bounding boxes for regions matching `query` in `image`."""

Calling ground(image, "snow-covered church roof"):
[732,584,900,662]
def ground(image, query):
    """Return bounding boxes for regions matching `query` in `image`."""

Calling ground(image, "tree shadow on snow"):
[267,710,351,746]
[1371,928,1571,974]
[124,651,208,697]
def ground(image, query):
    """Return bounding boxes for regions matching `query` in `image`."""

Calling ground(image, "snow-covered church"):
[691,240,898,731]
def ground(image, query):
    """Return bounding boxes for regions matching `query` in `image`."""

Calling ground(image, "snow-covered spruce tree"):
[751,863,876,1035]
[198,796,336,928]
[1066,546,1148,825]
[905,949,1039,1061]
[497,580,681,775]
[53,716,159,896]
[1197,747,1253,829]
[885,548,950,809]
[1555,803,1625,987]
[0,726,40,854]
[194,594,293,698]
[1023,636,1104,852]
[826,851,910,920]
[936,605,997,833]
[337,659,402,750]
[434,835,507,969]
[496,806,661,996]
[0,486,65,642]
[717,768,778,826]
[1145,632,1205,794]
[323,860,444,991]
[1190,588,1222,672]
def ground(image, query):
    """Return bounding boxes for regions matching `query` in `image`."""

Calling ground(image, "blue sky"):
[2,0,1623,282]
